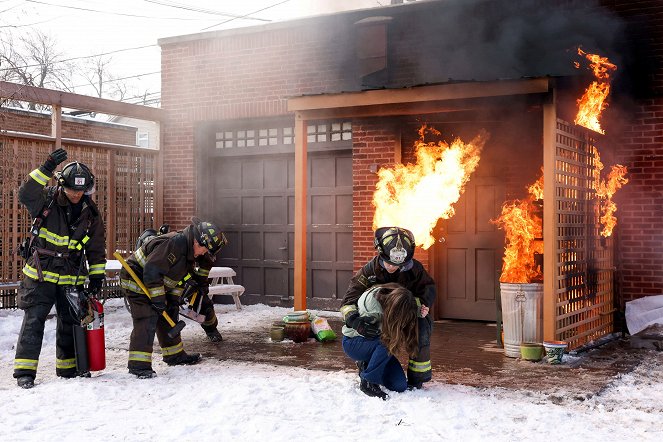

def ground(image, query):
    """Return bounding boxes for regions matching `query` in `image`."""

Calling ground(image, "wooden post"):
[51,105,62,149]
[107,153,116,255]
[294,113,308,311]
[542,90,557,342]
[155,122,164,228]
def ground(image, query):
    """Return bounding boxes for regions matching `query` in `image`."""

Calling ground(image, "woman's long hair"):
[373,283,419,356]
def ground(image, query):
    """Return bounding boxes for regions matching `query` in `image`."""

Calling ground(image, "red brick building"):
[159,0,662,336]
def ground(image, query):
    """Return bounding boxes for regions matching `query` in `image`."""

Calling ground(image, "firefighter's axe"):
[113,251,186,339]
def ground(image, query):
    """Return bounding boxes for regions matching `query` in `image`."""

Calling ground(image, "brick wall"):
[0,107,136,145]
[613,97,663,302]
[161,0,662,298]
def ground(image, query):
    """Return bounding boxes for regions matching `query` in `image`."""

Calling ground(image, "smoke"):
[390,0,626,84]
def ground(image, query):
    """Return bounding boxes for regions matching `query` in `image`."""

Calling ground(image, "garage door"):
[198,119,353,309]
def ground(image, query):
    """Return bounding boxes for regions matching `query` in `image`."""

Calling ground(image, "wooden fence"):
[0,132,161,308]
[552,120,614,348]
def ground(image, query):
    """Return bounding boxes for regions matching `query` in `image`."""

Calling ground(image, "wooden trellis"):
[0,133,161,308]
[552,119,614,348]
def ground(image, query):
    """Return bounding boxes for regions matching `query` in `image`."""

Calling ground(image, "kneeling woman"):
[342,283,419,399]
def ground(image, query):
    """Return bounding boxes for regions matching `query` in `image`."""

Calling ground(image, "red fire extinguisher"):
[86,298,106,371]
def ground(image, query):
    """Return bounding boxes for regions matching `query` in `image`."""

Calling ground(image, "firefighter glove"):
[346,313,380,338]
[87,277,104,297]
[182,279,199,301]
[43,148,68,173]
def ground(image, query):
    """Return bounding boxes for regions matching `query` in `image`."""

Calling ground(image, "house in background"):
[110,115,160,149]
[157,0,662,347]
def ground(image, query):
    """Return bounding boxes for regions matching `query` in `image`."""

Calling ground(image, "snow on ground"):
[1,299,662,441]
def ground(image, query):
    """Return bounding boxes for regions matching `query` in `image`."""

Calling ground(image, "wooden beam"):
[51,104,62,149]
[107,153,116,255]
[293,113,307,311]
[288,78,550,113]
[542,92,557,342]
[0,81,163,122]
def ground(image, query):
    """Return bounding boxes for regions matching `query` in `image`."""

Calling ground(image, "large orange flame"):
[574,48,617,134]
[372,125,487,249]
[493,174,544,283]
[596,164,628,237]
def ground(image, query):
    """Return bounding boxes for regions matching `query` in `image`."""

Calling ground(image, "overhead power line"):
[0,44,157,72]
[71,71,160,89]
[201,0,292,31]
[24,0,216,21]
[143,0,270,22]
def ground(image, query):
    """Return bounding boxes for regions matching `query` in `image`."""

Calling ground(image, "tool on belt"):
[113,251,186,339]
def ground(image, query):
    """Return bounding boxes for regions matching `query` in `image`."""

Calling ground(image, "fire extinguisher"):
[86,298,106,371]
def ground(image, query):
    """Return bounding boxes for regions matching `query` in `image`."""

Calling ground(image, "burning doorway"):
[399,112,544,321]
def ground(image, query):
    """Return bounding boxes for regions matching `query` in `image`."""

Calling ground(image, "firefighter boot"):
[129,368,157,379]
[359,378,387,400]
[17,376,35,389]
[206,328,223,342]
[165,351,201,366]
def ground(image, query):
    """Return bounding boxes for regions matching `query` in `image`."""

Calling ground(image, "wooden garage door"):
[200,119,353,310]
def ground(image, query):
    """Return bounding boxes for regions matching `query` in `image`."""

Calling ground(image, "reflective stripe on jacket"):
[19,167,106,283]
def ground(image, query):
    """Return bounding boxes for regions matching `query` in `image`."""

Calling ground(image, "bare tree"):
[0,29,75,109]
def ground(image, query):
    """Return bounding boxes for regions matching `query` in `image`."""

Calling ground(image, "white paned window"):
[137,132,149,147]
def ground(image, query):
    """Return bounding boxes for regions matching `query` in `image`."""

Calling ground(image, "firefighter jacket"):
[19,166,106,284]
[119,225,212,304]
[340,256,436,321]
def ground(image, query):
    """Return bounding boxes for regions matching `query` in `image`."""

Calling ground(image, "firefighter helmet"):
[57,161,95,193]
[374,226,415,266]
[192,218,228,256]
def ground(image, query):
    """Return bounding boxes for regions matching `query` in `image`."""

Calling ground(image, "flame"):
[372,125,487,249]
[574,48,617,134]
[596,164,628,237]
[493,173,544,283]
[527,169,544,200]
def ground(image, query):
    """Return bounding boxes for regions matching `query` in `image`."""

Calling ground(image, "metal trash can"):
[499,282,543,357]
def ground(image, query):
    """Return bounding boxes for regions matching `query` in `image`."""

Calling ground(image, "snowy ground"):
[1,299,662,441]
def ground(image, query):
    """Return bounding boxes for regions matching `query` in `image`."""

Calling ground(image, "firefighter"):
[136,225,224,342]
[341,227,436,390]
[14,149,107,389]
[120,217,227,379]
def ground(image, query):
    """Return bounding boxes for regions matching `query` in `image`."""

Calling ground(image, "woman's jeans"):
[342,335,407,392]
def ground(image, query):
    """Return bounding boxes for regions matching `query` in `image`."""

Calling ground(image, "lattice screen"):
[0,134,160,307]
[554,119,614,349]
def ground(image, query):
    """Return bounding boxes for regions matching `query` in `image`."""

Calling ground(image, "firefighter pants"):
[196,291,219,333]
[407,315,433,385]
[342,335,408,392]
[126,290,185,371]
[14,278,80,380]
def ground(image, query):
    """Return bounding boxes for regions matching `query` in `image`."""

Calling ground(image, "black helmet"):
[57,162,94,192]
[192,218,228,256]
[374,227,415,266]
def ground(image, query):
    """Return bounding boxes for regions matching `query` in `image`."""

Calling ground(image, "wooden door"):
[435,172,505,321]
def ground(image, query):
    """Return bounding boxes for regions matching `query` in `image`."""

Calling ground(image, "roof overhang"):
[287,78,552,119]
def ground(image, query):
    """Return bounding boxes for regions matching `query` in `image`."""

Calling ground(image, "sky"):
[1,298,663,441]
[0,0,385,104]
